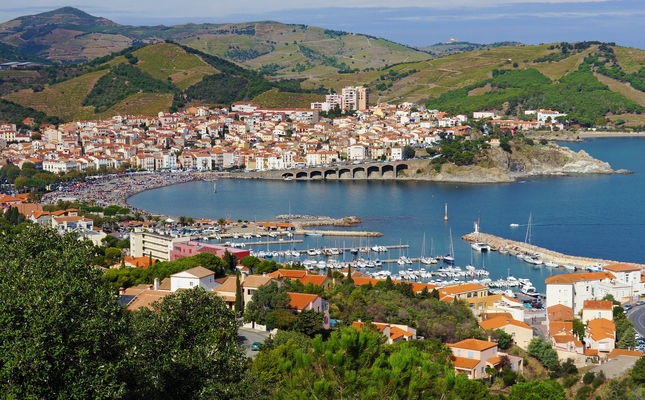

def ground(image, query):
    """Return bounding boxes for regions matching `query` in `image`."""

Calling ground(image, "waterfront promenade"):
[42,171,221,210]
[462,232,644,269]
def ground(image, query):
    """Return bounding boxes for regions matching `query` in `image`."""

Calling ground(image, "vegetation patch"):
[252,88,324,108]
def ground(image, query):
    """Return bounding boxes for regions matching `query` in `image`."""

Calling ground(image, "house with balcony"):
[170,266,219,292]
[479,316,533,350]
[448,338,523,379]
[351,321,417,344]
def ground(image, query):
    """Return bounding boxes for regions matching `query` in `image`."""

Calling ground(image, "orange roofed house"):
[479,316,533,350]
[288,292,330,329]
[351,321,417,344]
[448,338,524,379]
[439,283,489,302]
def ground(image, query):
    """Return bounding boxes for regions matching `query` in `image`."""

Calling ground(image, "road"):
[628,305,645,336]
[238,327,271,358]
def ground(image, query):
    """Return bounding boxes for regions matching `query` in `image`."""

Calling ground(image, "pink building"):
[170,241,250,261]
[287,292,331,329]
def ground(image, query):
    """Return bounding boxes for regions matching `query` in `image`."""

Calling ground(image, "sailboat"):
[443,229,455,264]
[213,182,217,193]
[523,213,542,265]
[420,233,434,265]
[444,203,449,221]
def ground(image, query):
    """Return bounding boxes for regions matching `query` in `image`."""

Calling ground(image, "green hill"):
[1,42,323,121]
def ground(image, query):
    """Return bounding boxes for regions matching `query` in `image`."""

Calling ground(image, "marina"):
[129,138,645,293]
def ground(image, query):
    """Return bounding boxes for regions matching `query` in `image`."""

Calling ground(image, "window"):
[468,351,474,358]
[189,282,193,286]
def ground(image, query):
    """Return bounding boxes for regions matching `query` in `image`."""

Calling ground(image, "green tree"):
[235,272,243,315]
[223,250,238,272]
[572,318,585,340]
[0,163,20,182]
[631,354,645,384]
[0,225,127,398]
[127,288,254,398]
[509,379,566,400]
[402,145,416,159]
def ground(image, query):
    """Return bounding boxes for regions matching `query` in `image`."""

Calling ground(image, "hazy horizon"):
[2,1,643,49]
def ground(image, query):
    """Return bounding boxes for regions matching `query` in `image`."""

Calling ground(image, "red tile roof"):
[287,292,319,310]
[448,338,498,351]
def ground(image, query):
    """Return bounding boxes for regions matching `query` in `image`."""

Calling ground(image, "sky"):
[2,0,644,48]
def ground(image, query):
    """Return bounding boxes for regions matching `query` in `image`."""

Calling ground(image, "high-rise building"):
[341,86,369,111]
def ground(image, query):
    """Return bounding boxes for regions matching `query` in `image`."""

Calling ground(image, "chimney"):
[154,277,160,291]
[119,287,125,295]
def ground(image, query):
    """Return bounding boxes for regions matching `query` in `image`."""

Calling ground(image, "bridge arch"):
[338,168,352,179]
[381,164,395,179]
[396,163,409,177]
[324,169,337,179]
[296,171,308,179]
[352,167,366,179]
[367,166,380,179]
[310,170,323,180]
[282,172,294,179]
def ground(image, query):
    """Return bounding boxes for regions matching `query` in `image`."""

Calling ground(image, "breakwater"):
[462,232,643,269]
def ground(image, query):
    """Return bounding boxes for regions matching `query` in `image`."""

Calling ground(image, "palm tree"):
[217,217,226,230]
[179,216,187,226]
[186,217,195,226]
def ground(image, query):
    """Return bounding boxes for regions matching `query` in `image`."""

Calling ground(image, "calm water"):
[129,138,645,292]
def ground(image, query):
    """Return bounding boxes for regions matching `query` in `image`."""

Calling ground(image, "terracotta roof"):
[389,326,414,340]
[545,271,615,284]
[451,356,480,370]
[215,276,236,294]
[299,275,328,287]
[609,349,644,359]
[547,304,574,322]
[587,318,615,341]
[268,269,307,279]
[550,321,573,335]
[178,266,215,279]
[603,263,642,272]
[487,357,502,366]
[242,275,274,288]
[586,349,598,357]
[288,292,319,310]
[479,316,531,331]
[448,338,498,352]
[126,290,172,311]
[583,300,613,310]
[439,283,488,295]
[552,333,582,347]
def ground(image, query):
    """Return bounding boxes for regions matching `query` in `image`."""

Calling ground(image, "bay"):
[128,138,645,293]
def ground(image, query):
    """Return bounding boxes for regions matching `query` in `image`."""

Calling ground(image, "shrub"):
[563,376,578,389]
[582,371,595,385]
[576,385,593,400]
[592,378,603,389]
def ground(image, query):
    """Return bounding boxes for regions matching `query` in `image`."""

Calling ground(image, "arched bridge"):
[242,160,427,181]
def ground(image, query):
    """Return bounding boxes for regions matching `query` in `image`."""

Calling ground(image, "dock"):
[462,232,642,268]
[298,230,383,237]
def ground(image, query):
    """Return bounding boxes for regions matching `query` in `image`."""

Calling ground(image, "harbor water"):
[128,137,645,293]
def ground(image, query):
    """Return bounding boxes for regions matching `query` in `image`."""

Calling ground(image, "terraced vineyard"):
[4,69,107,120]
[132,43,218,90]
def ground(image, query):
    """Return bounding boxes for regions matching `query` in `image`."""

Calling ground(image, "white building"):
[601,263,643,298]
[170,266,217,292]
[537,109,567,123]
[43,159,78,174]
[130,231,191,262]
[545,271,616,315]
[473,111,498,119]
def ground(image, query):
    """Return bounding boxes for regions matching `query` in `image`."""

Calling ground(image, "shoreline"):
[577,131,645,138]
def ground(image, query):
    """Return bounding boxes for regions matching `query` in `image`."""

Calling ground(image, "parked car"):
[636,300,645,306]
[251,342,261,351]
[624,304,633,311]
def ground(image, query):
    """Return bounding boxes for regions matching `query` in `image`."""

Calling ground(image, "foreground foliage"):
[0,224,259,399]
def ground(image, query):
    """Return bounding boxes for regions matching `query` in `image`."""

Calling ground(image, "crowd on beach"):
[42,171,218,210]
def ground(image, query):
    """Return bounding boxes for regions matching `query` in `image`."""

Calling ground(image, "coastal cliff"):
[403,142,623,183]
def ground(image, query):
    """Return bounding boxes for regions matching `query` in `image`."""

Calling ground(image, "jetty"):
[298,229,383,237]
[462,232,642,268]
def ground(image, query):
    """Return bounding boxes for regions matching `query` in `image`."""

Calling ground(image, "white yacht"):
[471,242,491,252]
[521,285,540,297]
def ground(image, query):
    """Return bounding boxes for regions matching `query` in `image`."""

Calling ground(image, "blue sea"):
[128,137,645,292]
